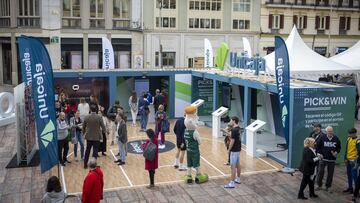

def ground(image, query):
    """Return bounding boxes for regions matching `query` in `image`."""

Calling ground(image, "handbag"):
[162,119,170,133]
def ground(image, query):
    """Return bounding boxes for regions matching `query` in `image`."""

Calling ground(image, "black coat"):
[299,147,318,176]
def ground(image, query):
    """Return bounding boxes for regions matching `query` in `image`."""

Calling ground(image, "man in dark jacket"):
[153,89,164,112]
[316,126,341,193]
[309,123,326,143]
[173,114,187,171]
[83,104,106,169]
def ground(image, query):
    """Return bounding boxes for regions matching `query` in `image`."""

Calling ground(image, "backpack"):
[143,141,156,161]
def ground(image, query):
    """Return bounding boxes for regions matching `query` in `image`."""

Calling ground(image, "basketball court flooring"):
[55,120,283,195]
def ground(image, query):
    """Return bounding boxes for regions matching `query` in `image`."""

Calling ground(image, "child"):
[155,104,168,149]
[141,129,159,188]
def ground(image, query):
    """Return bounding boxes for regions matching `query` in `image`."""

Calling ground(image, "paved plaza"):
[0,122,359,202]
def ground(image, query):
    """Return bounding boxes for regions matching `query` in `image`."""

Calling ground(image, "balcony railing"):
[17,16,40,28]
[0,17,10,27]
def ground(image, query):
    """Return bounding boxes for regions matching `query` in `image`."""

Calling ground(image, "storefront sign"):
[291,87,356,168]
[229,52,266,75]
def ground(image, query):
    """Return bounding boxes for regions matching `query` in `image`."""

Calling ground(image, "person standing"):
[141,129,159,188]
[316,126,341,193]
[344,128,360,194]
[57,112,70,166]
[41,176,66,203]
[78,97,90,121]
[82,105,106,169]
[89,95,99,113]
[173,114,187,171]
[114,114,128,165]
[128,91,139,126]
[98,110,108,156]
[153,89,164,113]
[161,90,168,112]
[221,122,234,165]
[298,137,321,200]
[309,123,326,142]
[70,110,84,161]
[155,105,168,149]
[81,158,104,203]
[107,100,121,145]
[224,116,242,189]
[139,94,150,131]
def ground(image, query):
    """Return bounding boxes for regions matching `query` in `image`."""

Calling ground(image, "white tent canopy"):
[330,40,360,70]
[264,26,355,80]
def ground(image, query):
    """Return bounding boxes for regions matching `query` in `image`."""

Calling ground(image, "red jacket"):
[81,166,104,203]
[141,138,159,170]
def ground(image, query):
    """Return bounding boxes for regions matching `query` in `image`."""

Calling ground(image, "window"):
[155,52,176,68]
[189,0,221,11]
[339,16,351,30]
[0,0,10,27]
[113,0,130,29]
[233,0,251,12]
[115,51,131,69]
[268,14,284,30]
[62,0,81,28]
[18,0,40,27]
[156,0,176,9]
[2,43,12,84]
[156,17,176,28]
[293,15,307,29]
[90,0,104,28]
[61,51,83,70]
[336,47,348,54]
[189,18,220,29]
[315,16,329,30]
[314,47,327,56]
[232,19,250,29]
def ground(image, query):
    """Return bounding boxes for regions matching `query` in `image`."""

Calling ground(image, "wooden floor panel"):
[62,120,283,193]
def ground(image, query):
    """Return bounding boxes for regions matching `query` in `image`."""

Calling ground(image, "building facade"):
[0,0,143,88]
[142,0,261,69]
[260,0,360,56]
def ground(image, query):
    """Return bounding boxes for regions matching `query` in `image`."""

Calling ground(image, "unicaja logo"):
[40,120,55,147]
[205,49,210,67]
[104,49,110,69]
[276,58,288,127]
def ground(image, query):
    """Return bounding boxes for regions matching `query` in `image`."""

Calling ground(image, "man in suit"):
[83,104,106,169]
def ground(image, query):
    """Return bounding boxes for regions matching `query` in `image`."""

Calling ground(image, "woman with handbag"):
[141,129,158,189]
[298,137,322,200]
[70,110,84,161]
[155,104,169,149]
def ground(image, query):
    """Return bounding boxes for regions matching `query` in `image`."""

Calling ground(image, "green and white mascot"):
[183,105,209,184]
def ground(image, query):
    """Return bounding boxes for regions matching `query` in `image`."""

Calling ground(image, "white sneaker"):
[174,159,179,168]
[159,144,165,149]
[235,177,241,184]
[224,181,235,189]
[179,165,188,171]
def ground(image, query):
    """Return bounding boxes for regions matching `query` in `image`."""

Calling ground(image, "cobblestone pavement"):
[1,122,359,203]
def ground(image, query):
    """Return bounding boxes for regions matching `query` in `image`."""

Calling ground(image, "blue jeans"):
[140,112,148,130]
[74,131,84,159]
[118,141,126,162]
[347,160,357,189]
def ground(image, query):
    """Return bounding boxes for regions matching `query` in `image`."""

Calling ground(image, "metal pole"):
[327,0,332,57]
[159,0,162,69]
